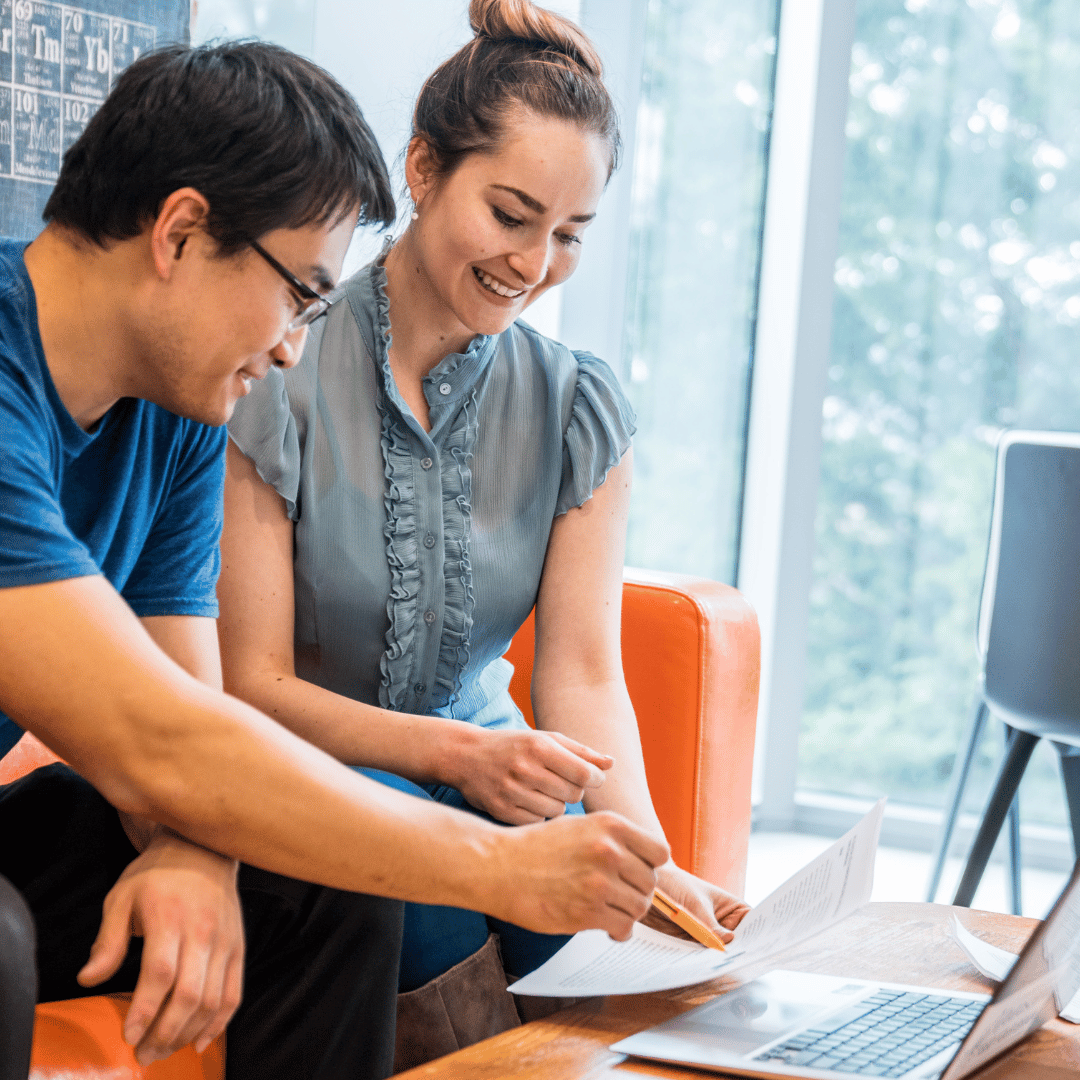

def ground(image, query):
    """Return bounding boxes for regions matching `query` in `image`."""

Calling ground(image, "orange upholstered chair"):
[0,736,225,1080]
[505,567,760,894]
[5,567,758,1074]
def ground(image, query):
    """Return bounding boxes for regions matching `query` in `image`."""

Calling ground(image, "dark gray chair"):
[925,431,1080,912]
[0,874,35,1080]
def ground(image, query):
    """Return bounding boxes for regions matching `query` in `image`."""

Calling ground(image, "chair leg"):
[926,698,989,902]
[1055,743,1080,861]
[953,728,1039,908]
[1006,785,1022,917]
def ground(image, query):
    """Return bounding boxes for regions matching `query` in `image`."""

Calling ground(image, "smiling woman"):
[219,0,750,1071]
[382,112,610,411]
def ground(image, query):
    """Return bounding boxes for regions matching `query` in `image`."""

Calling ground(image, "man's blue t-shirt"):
[0,237,227,757]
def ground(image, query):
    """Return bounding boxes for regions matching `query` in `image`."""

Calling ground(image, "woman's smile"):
[472,265,526,300]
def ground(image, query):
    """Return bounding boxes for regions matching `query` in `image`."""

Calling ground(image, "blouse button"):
[424,610,436,624]
[438,382,452,396]
[424,534,436,549]
[420,456,433,470]
[414,682,426,695]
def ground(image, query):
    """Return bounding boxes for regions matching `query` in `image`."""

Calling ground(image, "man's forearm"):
[128,681,510,908]
[2,576,668,935]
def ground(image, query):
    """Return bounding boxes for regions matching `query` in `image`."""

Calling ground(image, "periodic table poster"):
[0,0,188,239]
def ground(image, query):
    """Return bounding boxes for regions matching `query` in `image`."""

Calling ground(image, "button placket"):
[412,430,444,711]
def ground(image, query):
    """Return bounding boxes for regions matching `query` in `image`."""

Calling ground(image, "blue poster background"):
[0,0,188,239]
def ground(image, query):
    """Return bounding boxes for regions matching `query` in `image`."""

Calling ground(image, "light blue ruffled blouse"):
[227,253,635,729]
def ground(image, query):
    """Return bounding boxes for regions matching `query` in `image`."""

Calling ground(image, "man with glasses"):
[0,41,668,1080]
[248,238,333,329]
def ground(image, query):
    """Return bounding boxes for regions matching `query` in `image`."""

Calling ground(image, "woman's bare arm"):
[218,439,611,822]
[531,449,750,935]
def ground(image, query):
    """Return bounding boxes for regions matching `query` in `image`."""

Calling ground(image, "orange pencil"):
[651,887,727,952]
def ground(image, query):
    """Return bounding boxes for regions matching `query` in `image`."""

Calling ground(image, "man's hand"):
[491,810,669,939]
[77,829,244,1065]
[443,726,613,824]
[642,861,751,944]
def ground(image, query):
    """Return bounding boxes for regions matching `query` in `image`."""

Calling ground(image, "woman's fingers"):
[649,864,752,943]
[461,728,616,822]
[506,787,570,823]
[528,731,609,791]
[545,731,614,774]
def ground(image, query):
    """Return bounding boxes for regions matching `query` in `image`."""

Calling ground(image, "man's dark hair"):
[44,41,395,251]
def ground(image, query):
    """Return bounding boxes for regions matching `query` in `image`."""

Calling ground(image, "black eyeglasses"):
[249,239,331,331]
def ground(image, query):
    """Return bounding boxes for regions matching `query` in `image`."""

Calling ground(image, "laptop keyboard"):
[753,990,985,1076]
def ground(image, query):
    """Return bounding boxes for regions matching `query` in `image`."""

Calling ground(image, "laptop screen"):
[942,861,1080,1080]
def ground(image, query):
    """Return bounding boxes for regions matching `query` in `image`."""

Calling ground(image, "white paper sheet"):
[948,915,1016,981]
[510,798,886,996]
[948,914,1080,1024]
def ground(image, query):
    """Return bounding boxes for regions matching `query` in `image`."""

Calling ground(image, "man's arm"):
[0,576,668,937]
[73,615,243,1065]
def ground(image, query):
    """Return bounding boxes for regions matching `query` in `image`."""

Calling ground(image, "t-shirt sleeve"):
[121,423,227,618]
[0,379,100,588]
[555,352,637,517]
[227,367,302,521]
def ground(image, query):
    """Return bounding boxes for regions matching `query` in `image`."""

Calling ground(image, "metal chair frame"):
[926,430,1080,912]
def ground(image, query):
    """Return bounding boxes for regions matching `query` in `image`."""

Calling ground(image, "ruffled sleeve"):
[226,366,302,521]
[555,352,637,517]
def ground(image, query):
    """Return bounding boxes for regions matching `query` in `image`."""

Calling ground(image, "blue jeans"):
[358,767,584,991]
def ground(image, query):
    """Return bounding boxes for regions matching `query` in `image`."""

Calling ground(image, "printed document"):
[949,914,1080,1023]
[511,798,886,996]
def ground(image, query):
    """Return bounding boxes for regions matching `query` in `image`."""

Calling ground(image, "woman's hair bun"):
[411,0,619,182]
[469,0,604,77]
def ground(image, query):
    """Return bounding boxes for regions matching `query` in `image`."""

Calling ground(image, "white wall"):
[312,0,581,346]
[311,1,472,273]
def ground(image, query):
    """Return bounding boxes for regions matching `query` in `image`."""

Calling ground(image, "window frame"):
[737,0,859,831]
[568,0,861,833]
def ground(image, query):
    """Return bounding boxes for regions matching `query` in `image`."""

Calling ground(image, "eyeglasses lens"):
[288,298,330,332]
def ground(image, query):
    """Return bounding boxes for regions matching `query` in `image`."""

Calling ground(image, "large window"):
[622,0,779,584]
[800,0,1080,828]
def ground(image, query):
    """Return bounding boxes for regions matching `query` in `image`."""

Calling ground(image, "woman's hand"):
[442,725,613,824]
[642,861,751,944]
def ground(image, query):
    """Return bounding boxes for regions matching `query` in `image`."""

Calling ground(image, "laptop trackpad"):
[652,971,868,1056]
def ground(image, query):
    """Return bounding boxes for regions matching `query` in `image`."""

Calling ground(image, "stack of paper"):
[511,798,886,997]
[948,915,1080,1024]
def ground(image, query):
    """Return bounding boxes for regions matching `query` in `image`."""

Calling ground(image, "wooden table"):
[397,903,1080,1080]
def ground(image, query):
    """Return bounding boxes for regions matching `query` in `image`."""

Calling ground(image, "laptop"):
[612,861,1080,1080]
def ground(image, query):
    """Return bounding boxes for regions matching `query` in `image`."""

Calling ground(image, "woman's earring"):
[411,209,419,221]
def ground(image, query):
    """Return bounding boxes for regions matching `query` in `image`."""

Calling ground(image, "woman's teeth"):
[474,267,524,298]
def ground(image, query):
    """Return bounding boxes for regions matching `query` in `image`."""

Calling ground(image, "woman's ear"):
[404,136,438,210]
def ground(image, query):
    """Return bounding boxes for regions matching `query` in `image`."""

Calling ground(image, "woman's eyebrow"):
[490,183,596,224]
